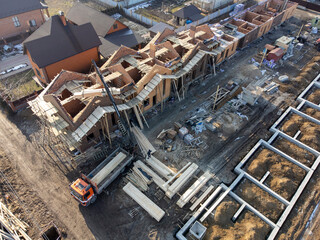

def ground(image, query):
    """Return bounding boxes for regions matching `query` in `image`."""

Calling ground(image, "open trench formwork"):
[176,74,320,240]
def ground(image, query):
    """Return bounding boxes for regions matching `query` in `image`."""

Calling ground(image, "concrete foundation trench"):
[176,74,320,240]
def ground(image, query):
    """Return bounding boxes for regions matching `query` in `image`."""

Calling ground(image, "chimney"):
[150,43,156,59]
[59,11,67,26]
[190,25,196,39]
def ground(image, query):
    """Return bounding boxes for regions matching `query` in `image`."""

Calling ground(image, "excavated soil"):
[273,137,316,168]
[281,114,320,152]
[244,148,306,200]
[212,197,240,228]
[307,88,320,105]
[279,57,320,95]
[204,196,271,240]
[277,163,320,240]
[303,106,320,121]
[234,179,285,222]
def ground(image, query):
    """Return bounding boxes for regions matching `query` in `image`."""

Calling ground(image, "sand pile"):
[282,114,305,136]
[305,107,320,121]
[281,113,320,154]
[280,56,320,94]
[214,199,240,227]
[307,89,320,105]
[274,138,316,167]
[235,180,284,222]
[246,149,306,200]
[267,176,297,200]
[299,122,320,152]
[217,112,243,135]
[205,210,271,240]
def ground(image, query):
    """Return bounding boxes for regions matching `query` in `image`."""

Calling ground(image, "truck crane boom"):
[91,60,129,139]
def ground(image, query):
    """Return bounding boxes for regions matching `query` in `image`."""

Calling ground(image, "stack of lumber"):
[132,166,152,185]
[145,156,176,180]
[190,185,214,211]
[0,201,32,240]
[126,170,149,192]
[176,171,212,208]
[123,182,165,222]
[91,152,127,185]
[166,163,199,199]
[134,160,167,191]
[132,126,156,156]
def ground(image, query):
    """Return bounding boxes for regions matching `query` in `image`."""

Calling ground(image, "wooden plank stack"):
[166,163,199,199]
[91,152,127,185]
[132,126,156,156]
[123,182,165,222]
[176,171,212,208]
[145,156,175,180]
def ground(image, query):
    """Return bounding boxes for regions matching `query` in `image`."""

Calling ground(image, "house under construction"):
[29,0,298,152]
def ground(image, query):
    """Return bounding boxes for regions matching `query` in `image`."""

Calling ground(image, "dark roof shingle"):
[149,22,174,34]
[23,15,101,68]
[100,29,146,57]
[189,13,204,21]
[0,0,47,19]
[66,2,117,37]
[172,4,202,19]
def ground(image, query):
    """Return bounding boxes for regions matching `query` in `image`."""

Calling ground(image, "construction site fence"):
[175,4,236,33]
[290,0,320,12]
[123,7,158,26]
[122,2,236,29]
[98,0,145,8]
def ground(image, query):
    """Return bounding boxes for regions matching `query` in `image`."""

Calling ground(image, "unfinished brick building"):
[29,0,297,152]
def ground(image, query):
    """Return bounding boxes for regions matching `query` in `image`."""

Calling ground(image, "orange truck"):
[70,148,133,206]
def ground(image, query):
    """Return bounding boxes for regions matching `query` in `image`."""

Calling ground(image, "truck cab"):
[70,148,133,206]
[70,178,96,206]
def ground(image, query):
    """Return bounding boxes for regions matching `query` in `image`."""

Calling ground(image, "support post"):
[212,85,220,111]
[137,105,149,128]
[173,80,181,101]
[124,110,131,130]
[104,114,112,146]
[182,76,185,99]
[158,84,164,112]
[133,105,144,129]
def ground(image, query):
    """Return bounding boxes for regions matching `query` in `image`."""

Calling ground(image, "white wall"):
[193,0,234,11]
[98,0,147,8]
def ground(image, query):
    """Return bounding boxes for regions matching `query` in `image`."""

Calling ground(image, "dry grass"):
[46,0,106,16]
[46,0,75,15]
[0,70,42,100]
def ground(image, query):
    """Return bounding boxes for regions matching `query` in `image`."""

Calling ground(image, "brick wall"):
[27,49,49,84]
[106,20,127,35]
[44,47,99,81]
[0,9,45,39]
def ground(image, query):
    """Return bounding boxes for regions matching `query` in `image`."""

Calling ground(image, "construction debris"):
[0,201,32,240]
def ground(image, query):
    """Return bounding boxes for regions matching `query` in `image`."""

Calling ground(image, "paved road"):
[0,54,32,78]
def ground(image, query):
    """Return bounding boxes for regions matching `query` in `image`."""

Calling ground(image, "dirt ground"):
[203,196,272,240]
[0,148,66,239]
[244,148,306,200]
[135,0,188,23]
[1,6,320,240]
[0,104,95,239]
[302,105,320,121]
[234,179,285,223]
[273,136,316,167]
[45,0,107,15]
[280,113,320,152]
